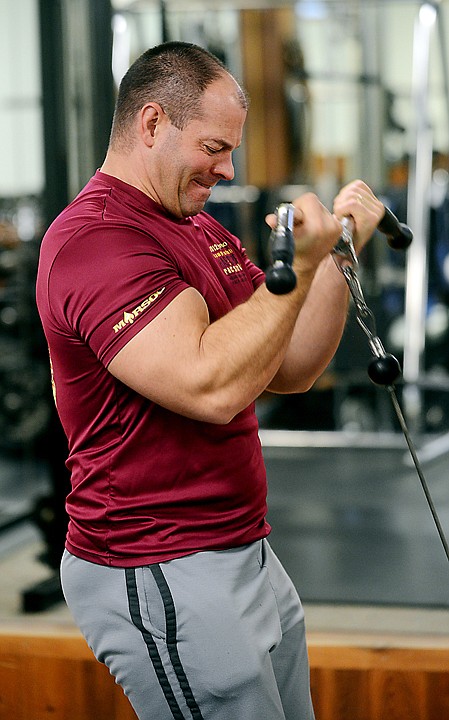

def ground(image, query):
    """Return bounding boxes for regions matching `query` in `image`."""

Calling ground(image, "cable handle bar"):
[265,204,413,296]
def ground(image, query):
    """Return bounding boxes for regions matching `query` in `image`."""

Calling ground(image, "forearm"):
[196,266,318,420]
[267,254,349,393]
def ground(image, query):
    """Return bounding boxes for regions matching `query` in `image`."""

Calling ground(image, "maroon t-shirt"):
[36,171,270,566]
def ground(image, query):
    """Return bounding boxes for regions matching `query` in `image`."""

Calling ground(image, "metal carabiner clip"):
[332,217,377,336]
[332,216,358,271]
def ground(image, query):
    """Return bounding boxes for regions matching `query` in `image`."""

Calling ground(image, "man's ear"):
[140,103,166,147]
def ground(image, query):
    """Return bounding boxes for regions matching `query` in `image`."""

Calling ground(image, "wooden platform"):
[1,621,448,720]
[309,631,449,720]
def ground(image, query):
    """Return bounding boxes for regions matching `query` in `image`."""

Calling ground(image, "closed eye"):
[204,145,221,155]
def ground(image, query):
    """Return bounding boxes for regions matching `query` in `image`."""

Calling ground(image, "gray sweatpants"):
[61,539,315,720]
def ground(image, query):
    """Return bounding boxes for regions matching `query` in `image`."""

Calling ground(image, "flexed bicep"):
[108,287,216,420]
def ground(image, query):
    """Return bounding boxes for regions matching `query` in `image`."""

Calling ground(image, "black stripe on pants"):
[125,566,204,720]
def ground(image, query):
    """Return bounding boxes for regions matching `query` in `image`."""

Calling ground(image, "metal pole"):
[435,2,449,138]
[358,4,384,190]
[403,2,437,432]
[38,0,70,225]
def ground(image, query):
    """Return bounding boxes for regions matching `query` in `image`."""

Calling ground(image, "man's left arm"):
[267,179,384,394]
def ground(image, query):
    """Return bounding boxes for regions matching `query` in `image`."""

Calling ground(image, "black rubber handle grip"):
[265,203,413,295]
[378,206,413,249]
[265,204,297,295]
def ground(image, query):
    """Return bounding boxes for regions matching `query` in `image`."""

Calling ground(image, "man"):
[36,41,384,720]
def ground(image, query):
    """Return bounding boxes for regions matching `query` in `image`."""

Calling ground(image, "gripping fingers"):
[290,195,342,271]
[333,180,384,248]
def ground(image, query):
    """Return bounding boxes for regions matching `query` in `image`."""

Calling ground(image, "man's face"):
[149,76,247,218]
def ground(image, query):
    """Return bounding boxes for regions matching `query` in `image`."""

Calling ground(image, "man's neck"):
[100,150,158,204]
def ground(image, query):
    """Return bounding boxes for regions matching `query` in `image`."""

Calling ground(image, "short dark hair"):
[110,41,248,149]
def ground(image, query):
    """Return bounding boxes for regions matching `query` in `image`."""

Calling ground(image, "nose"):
[212,153,235,182]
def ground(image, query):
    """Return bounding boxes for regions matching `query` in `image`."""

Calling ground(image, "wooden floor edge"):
[307,630,449,650]
[1,621,449,652]
[1,620,449,641]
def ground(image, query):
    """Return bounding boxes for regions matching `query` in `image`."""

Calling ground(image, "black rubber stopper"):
[265,265,297,295]
[368,354,402,386]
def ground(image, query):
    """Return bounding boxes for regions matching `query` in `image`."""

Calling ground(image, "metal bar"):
[436,2,449,136]
[403,3,437,430]
[38,0,70,225]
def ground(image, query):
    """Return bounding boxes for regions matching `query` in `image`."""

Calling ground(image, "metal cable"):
[333,227,449,562]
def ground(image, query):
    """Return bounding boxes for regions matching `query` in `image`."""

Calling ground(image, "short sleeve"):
[47,223,189,367]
